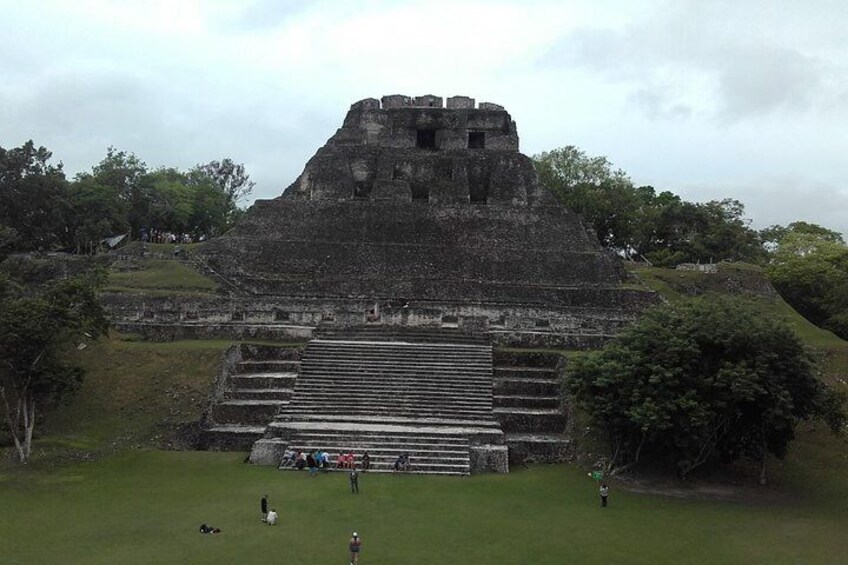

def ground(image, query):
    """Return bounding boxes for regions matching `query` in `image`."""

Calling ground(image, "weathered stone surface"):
[506,434,574,464]
[470,444,509,473]
[249,438,288,464]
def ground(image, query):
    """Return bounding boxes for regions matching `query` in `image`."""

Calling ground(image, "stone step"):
[296,375,491,385]
[290,392,491,404]
[494,395,560,409]
[494,407,567,433]
[505,433,573,465]
[292,434,469,446]
[494,367,558,380]
[239,344,303,362]
[273,413,501,429]
[282,409,494,421]
[279,463,471,475]
[212,400,286,424]
[492,350,563,367]
[293,382,492,394]
[302,352,491,361]
[312,329,489,345]
[201,425,266,451]
[301,364,489,373]
[226,388,293,401]
[230,373,298,389]
[296,373,492,384]
[494,378,559,396]
[235,360,301,373]
[306,343,491,353]
[285,448,470,464]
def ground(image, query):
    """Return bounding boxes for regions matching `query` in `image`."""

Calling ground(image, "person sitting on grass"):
[267,509,278,525]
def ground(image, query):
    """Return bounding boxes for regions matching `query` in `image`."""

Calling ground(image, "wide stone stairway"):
[250,331,505,475]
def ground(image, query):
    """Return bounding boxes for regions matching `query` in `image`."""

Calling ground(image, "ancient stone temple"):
[188,94,652,347]
[107,95,657,473]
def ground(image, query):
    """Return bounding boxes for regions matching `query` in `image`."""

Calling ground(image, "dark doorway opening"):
[353,181,370,199]
[468,131,485,149]
[416,129,437,149]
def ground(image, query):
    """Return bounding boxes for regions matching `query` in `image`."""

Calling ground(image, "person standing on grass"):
[349,532,362,564]
[266,508,278,525]
[261,494,269,521]
[599,483,609,507]
[349,469,359,494]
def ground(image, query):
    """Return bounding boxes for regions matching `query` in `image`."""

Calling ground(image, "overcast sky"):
[2,0,846,236]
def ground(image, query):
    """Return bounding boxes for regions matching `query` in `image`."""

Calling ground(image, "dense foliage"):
[763,222,848,339]
[0,272,109,462]
[0,142,254,258]
[566,297,845,481]
[533,146,765,266]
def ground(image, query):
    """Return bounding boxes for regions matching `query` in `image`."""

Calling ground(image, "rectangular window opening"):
[416,129,437,149]
[468,131,486,149]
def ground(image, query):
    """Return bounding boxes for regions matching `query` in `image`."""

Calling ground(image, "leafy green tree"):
[0,141,70,252]
[534,146,643,251]
[65,177,129,253]
[765,226,848,339]
[0,273,108,463]
[83,147,149,236]
[533,146,764,265]
[566,297,843,481]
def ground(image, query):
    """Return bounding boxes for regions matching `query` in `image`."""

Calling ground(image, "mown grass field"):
[2,448,848,565]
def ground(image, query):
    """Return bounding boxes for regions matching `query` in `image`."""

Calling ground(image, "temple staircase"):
[250,329,503,475]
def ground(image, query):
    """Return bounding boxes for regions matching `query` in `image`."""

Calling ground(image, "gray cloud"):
[540,1,846,123]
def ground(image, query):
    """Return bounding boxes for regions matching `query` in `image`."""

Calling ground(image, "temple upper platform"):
[280,95,555,206]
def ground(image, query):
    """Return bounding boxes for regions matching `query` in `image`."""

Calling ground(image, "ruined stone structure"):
[103,95,658,473]
[110,94,650,348]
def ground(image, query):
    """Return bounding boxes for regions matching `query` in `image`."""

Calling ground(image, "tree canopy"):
[763,223,848,340]
[0,141,255,257]
[533,146,766,266]
[565,297,845,481]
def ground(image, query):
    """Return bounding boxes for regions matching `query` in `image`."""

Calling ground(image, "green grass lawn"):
[1,450,847,565]
[106,259,218,295]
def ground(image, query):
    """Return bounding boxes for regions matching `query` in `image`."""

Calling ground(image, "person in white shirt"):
[266,509,278,525]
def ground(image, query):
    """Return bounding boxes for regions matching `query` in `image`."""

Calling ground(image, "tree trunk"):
[23,397,35,460]
[0,388,27,463]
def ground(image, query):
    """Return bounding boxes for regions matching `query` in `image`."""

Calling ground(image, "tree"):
[0,141,70,252]
[764,224,848,339]
[533,147,764,264]
[565,297,843,481]
[190,158,255,231]
[0,273,108,463]
[534,146,643,252]
[191,158,255,206]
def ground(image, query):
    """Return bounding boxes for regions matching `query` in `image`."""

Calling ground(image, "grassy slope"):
[105,258,218,295]
[31,334,228,456]
[1,452,847,565]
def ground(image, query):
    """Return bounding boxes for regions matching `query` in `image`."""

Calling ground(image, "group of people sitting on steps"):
[279,448,373,473]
